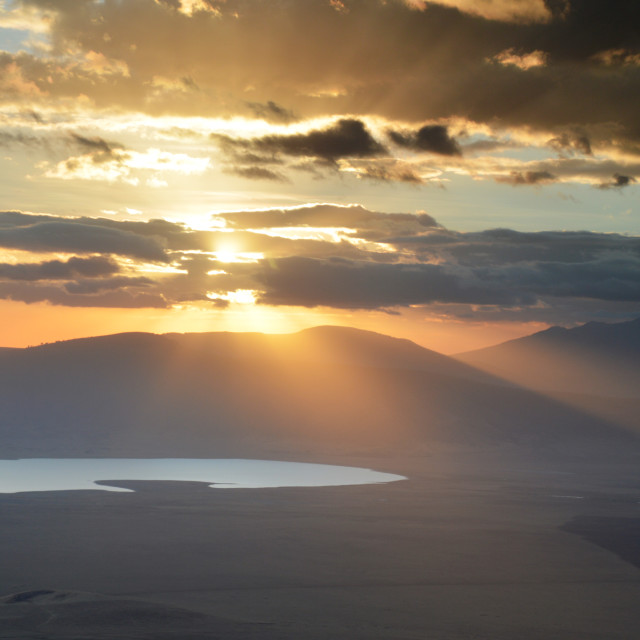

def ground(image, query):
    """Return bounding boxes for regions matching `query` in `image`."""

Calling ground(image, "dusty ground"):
[1,451,639,639]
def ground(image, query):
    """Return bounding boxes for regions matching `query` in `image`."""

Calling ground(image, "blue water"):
[0,458,406,493]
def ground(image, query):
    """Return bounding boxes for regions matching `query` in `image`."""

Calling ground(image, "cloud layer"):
[3,0,637,141]
[0,205,637,325]
[0,0,637,192]
[0,0,638,332]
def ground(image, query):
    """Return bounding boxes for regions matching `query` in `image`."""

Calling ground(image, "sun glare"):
[227,289,258,305]
[215,249,238,263]
[207,289,258,305]
[253,226,356,243]
[214,251,264,263]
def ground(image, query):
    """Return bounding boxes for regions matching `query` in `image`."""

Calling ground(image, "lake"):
[0,458,406,493]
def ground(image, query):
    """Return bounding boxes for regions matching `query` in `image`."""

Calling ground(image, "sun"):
[226,289,258,305]
[215,249,239,263]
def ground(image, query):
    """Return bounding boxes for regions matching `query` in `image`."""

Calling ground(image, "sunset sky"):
[0,0,638,351]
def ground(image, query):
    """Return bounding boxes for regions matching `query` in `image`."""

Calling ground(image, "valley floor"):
[1,452,639,639]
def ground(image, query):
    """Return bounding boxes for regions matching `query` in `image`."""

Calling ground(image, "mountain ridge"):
[456,317,640,398]
[0,325,636,461]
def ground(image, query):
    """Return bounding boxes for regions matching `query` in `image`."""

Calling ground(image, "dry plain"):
[1,451,639,640]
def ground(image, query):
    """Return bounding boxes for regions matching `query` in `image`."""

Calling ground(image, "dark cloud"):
[251,227,640,311]
[533,0,640,63]
[0,256,119,281]
[0,214,169,262]
[66,134,129,168]
[598,173,637,189]
[0,202,638,320]
[0,281,168,308]
[226,152,284,166]
[214,119,385,162]
[496,256,640,301]
[215,204,440,240]
[495,170,556,185]
[211,205,640,314]
[255,256,527,309]
[4,0,637,152]
[0,131,46,147]
[351,161,425,184]
[0,211,215,254]
[482,157,640,188]
[548,131,592,155]
[246,100,296,123]
[93,217,214,252]
[390,227,640,267]
[28,110,44,124]
[226,166,288,182]
[70,134,120,156]
[156,0,181,9]
[180,75,199,91]
[63,275,155,295]
[389,125,461,156]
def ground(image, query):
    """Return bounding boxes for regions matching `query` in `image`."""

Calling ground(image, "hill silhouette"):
[0,327,636,460]
[457,318,640,399]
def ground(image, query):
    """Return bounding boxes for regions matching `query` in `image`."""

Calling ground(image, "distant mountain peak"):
[457,317,640,398]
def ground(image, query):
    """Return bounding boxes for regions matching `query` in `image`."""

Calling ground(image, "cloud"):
[389,125,461,156]
[0,256,120,280]
[421,0,553,23]
[548,131,592,155]
[215,119,385,163]
[225,165,289,182]
[246,100,296,123]
[63,275,155,295]
[211,203,640,316]
[592,48,640,67]
[345,160,425,184]
[598,173,637,189]
[1,0,637,167]
[0,281,169,308]
[0,212,170,262]
[0,211,226,254]
[42,147,210,184]
[500,256,640,301]
[0,204,638,321]
[255,256,530,309]
[495,170,556,185]
[0,131,47,147]
[214,203,440,240]
[392,227,640,267]
[69,133,122,156]
[460,137,520,154]
[251,227,640,312]
[491,48,548,69]
[0,57,45,97]
[457,155,639,188]
[534,0,640,64]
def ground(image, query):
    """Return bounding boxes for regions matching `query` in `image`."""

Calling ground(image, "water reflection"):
[0,458,406,493]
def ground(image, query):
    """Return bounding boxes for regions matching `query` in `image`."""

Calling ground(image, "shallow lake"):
[0,458,406,493]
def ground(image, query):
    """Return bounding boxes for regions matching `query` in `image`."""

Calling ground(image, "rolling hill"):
[0,326,637,462]
[457,318,640,399]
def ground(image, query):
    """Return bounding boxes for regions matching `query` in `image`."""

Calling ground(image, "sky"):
[0,0,638,352]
